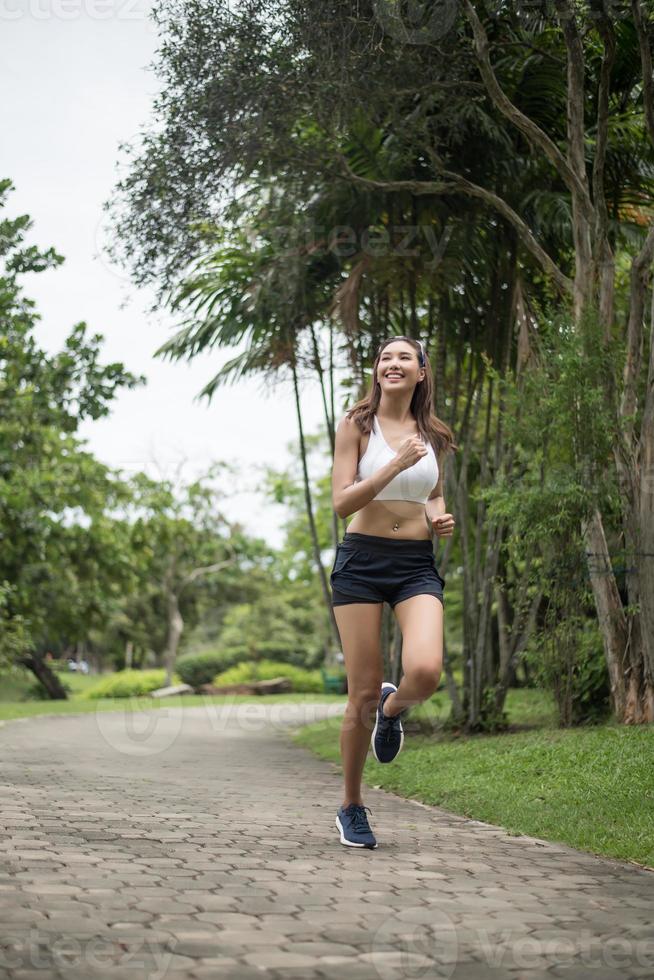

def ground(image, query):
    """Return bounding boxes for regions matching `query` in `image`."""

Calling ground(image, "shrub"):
[212,660,323,693]
[525,613,611,726]
[80,669,180,700]
[572,642,612,724]
[175,650,240,688]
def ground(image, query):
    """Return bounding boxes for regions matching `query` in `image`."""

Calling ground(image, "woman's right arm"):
[331,415,402,519]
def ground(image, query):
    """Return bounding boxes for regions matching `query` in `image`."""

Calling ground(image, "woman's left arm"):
[425,450,455,538]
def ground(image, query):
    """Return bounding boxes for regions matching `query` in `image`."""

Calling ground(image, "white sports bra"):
[355,413,439,504]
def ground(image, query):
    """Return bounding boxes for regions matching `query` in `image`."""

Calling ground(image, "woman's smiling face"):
[377,342,423,389]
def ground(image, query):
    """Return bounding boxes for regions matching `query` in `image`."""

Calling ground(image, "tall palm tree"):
[155,216,343,648]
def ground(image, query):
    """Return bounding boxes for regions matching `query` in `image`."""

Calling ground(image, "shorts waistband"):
[341,531,434,555]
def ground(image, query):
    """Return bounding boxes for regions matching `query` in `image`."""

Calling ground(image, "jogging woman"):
[331,336,457,849]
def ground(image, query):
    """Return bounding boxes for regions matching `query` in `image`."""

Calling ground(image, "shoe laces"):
[379,700,405,739]
[345,804,373,832]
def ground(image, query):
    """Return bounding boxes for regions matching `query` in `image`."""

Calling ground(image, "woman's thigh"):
[333,602,384,693]
[392,593,444,677]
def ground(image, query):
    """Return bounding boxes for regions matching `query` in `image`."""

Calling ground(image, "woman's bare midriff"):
[345,500,432,541]
[343,424,433,542]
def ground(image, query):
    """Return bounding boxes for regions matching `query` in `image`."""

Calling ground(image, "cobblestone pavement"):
[0,701,652,980]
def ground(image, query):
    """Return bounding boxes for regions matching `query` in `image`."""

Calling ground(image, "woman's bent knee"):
[407,665,441,697]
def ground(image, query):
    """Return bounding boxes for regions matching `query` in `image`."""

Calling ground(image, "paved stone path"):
[0,701,652,980]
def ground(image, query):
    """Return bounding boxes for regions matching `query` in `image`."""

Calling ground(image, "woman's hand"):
[394,437,429,472]
[432,513,455,537]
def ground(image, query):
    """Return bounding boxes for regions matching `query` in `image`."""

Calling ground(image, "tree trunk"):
[494,582,543,715]
[455,356,486,727]
[496,582,511,688]
[442,634,464,724]
[466,238,516,729]
[328,317,342,548]
[580,507,628,719]
[309,321,335,453]
[20,651,69,700]
[291,348,341,649]
[381,603,391,679]
[163,569,184,687]
[636,282,654,718]
[390,614,403,689]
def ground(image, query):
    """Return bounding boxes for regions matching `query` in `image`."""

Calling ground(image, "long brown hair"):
[345,336,459,458]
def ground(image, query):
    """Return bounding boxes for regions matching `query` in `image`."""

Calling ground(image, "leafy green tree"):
[0,179,146,694]
[124,467,259,686]
[480,305,621,726]
[216,591,325,669]
[107,3,654,730]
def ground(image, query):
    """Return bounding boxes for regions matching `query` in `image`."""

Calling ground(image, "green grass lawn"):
[0,666,347,722]
[0,668,100,704]
[292,688,654,870]
[0,690,346,722]
[408,685,559,731]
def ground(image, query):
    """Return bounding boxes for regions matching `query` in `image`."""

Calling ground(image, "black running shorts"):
[330,531,445,609]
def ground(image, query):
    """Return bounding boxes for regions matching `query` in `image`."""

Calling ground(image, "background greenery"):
[3,0,654,842]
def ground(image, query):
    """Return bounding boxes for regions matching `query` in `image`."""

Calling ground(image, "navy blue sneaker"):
[335,804,377,848]
[371,682,406,763]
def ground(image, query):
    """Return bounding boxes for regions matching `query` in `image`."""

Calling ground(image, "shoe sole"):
[370,682,404,764]
[335,815,377,849]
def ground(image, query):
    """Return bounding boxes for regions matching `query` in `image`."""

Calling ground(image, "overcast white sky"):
[1,2,336,550]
